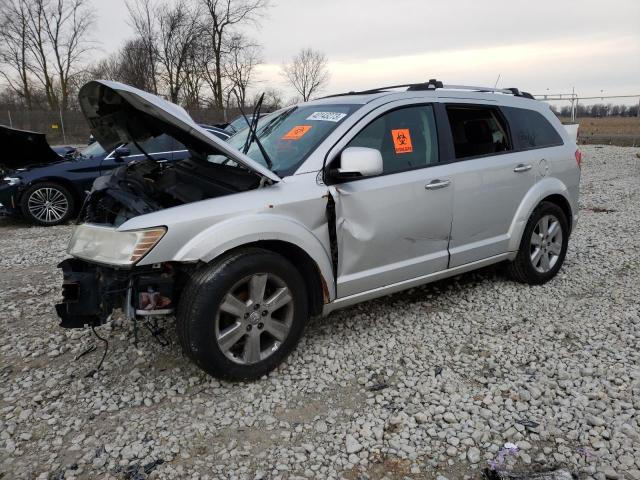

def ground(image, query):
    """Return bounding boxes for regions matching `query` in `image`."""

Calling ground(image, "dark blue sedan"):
[0,125,230,225]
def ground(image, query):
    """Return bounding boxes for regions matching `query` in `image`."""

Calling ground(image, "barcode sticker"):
[306,112,347,122]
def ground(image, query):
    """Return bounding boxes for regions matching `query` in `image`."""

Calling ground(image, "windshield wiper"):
[235,92,273,171]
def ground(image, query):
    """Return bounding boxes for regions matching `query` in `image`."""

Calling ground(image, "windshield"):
[79,142,107,159]
[214,104,360,176]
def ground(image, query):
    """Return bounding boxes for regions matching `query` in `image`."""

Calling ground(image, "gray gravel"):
[1,145,639,480]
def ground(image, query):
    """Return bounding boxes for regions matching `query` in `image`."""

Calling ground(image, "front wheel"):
[20,182,75,226]
[507,201,569,284]
[177,248,308,381]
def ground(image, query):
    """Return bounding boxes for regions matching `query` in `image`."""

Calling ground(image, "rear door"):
[442,104,535,267]
[328,103,454,297]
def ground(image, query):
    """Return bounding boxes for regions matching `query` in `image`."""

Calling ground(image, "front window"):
[215,104,361,176]
[346,105,439,174]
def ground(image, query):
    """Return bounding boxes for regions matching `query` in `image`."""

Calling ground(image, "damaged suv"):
[57,80,580,380]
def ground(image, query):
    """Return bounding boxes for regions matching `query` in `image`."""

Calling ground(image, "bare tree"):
[127,0,204,103]
[181,38,208,109]
[199,0,269,109]
[260,87,283,110]
[0,0,34,108]
[126,0,160,94]
[118,38,157,91]
[156,1,203,103]
[22,0,95,111]
[282,48,329,102]
[223,33,261,108]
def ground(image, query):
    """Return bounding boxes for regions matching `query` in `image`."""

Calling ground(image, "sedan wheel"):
[20,182,75,226]
[215,273,294,365]
[27,187,69,223]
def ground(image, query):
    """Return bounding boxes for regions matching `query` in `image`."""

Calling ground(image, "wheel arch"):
[507,178,574,252]
[540,193,573,235]
[223,240,328,317]
[161,214,336,311]
[21,176,83,210]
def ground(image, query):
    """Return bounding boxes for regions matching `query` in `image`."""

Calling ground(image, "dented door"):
[331,164,454,298]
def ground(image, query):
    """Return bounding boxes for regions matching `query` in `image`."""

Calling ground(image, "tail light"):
[575,149,582,168]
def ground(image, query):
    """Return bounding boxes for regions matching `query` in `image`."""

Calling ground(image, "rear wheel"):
[20,182,75,226]
[507,201,569,284]
[177,248,308,381]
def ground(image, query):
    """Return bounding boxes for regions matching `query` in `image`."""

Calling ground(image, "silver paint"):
[73,84,581,315]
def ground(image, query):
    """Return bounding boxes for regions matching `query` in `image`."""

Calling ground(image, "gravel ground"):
[1,145,639,480]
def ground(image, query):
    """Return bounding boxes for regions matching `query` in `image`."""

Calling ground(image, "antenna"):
[494,74,501,88]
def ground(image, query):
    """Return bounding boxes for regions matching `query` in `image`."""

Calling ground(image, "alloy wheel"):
[530,214,563,273]
[27,187,69,223]
[215,273,294,365]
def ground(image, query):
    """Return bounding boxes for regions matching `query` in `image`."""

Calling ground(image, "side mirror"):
[113,146,131,160]
[331,147,383,181]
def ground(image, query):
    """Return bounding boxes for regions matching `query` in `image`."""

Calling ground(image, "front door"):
[329,104,454,298]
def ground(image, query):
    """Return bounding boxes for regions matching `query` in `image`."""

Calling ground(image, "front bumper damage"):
[55,258,178,329]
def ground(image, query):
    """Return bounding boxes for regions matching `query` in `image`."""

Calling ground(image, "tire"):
[507,201,569,284]
[177,248,309,381]
[20,182,75,226]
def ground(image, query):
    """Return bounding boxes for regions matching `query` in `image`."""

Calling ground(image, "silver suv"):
[56,80,581,380]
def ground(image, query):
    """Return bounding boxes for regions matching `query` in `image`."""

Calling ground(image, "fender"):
[507,177,572,252]
[173,214,336,300]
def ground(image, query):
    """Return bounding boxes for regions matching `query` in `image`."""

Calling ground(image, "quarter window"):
[346,105,438,174]
[503,107,563,149]
[446,106,511,159]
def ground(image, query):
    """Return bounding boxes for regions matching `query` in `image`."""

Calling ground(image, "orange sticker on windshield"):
[391,129,413,154]
[282,125,312,140]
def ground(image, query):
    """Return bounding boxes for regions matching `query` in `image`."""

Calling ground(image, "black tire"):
[177,248,309,381]
[507,201,569,284]
[20,182,75,226]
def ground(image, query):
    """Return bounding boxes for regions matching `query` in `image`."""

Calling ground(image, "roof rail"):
[321,80,536,100]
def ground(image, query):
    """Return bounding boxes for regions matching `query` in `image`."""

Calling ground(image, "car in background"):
[0,125,229,226]
[222,114,268,135]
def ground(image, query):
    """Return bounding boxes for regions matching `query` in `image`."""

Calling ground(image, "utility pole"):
[59,107,67,144]
[7,110,12,128]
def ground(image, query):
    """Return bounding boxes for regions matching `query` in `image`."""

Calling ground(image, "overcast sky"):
[92,0,640,104]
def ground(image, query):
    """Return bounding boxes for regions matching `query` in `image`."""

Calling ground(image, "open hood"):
[78,80,280,184]
[0,125,64,170]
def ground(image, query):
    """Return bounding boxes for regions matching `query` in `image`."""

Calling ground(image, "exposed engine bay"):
[80,156,262,226]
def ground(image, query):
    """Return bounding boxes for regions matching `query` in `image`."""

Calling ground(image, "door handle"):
[513,164,532,173]
[425,179,451,190]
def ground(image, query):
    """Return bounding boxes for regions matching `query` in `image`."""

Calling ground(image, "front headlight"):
[68,224,166,266]
[3,177,21,186]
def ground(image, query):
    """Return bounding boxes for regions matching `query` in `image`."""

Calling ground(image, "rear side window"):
[502,107,563,149]
[446,106,511,159]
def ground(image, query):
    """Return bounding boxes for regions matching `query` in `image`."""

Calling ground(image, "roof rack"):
[321,79,535,100]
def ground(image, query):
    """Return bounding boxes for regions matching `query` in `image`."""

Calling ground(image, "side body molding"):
[507,177,574,252]
[173,214,336,301]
